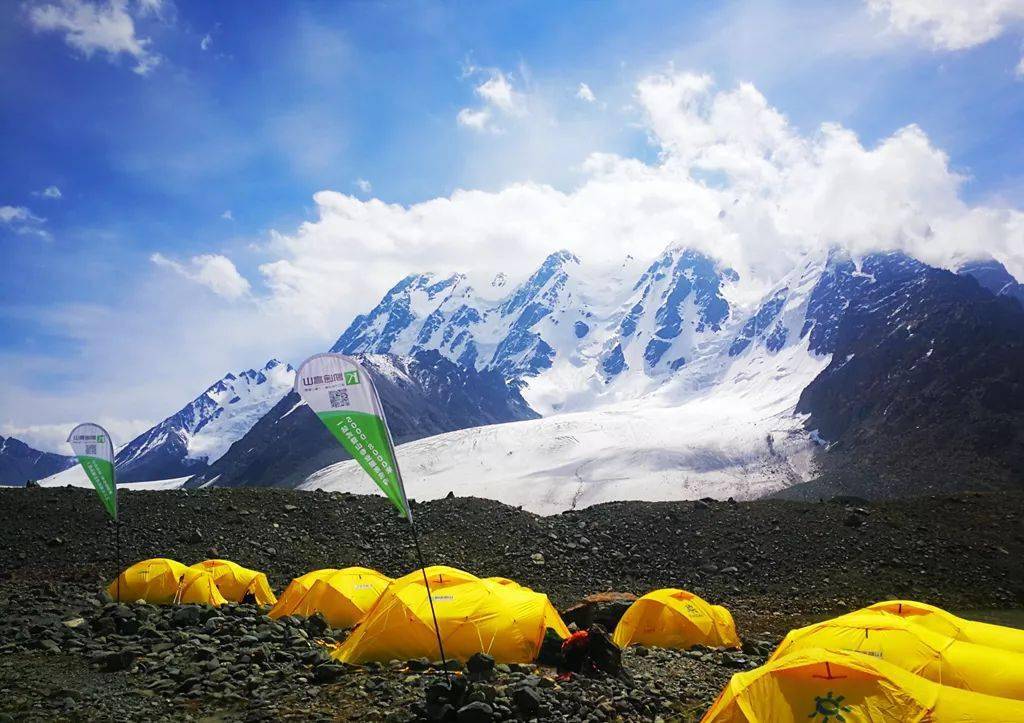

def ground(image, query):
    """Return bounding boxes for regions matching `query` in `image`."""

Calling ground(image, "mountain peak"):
[959,258,1024,306]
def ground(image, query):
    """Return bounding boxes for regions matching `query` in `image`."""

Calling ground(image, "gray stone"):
[512,686,541,718]
[457,701,493,723]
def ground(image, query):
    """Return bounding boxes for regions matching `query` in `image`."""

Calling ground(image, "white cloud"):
[253,70,1024,336]
[576,82,597,103]
[0,206,41,223]
[1018,54,1024,76]
[32,185,63,199]
[28,0,162,75]
[14,68,1024,439]
[355,178,372,194]
[868,0,1024,49]
[0,419,153,454]
[200,32,212,51]
[151,252,251,299]
[221,209,233,220]
[458,68,527,133]
[457,107,494,132]
[0,205,50,239]
[475,71,524,114]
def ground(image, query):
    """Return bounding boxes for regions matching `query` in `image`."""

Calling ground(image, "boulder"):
[561,592,637,631]
[100,650,136,672]
[456,701,493,723]
[511,685,541,718]
[466,652,495,682]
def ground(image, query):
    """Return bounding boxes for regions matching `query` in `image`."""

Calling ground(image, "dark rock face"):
[959,259,1024,308]
[186,351,537,489]
[729,289,787,357]
[794,259,1024,498]
[601,344,627,378]
[607,248,733,376]
[0,436,75,486]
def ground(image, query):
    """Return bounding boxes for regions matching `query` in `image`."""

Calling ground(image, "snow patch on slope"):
[185,361,296,463]
[39,464,187,490]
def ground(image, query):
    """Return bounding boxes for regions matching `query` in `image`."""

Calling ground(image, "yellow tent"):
[769,610,1024,700]
[268,567,391,628]
[865,599,1024,654]
[612,589,740,650]
[107,558,226,606]
[188,559,277,605]
[702,647,1024,722]
[484,576,523,588]
[332,566,570,664]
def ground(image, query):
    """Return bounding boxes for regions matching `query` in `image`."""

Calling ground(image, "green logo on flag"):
[344,370,360,385]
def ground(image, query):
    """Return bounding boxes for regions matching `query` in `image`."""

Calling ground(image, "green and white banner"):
[294,353,412,521]
[67,422,117,520]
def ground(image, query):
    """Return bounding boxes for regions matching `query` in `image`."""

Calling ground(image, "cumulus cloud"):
[250,70,1023,335]
[576,82,597,103]
[151,252,251,299]
[457,68,527,133]
[27,0,162,75]
[355,178,372,194]
[868,0,1024,49]
[868,0,1024,72]
[221,209,233,220]
[200,32,211,51]
[17,68,1024,440]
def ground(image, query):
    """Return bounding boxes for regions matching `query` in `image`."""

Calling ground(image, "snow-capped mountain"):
[35,241,1020,509]
[185,351,537,489]
[329,245,850,413]
[301,246,1024,511]
[113,359,295,482]
[0,436,75,486]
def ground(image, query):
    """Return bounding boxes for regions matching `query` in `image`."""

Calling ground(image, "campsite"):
[1,485,1021,721]
[5,1,1024,720]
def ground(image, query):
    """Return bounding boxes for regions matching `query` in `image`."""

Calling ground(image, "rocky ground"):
[0,486,1021,721]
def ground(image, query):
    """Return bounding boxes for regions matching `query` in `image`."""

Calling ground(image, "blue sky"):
[3,0,1024,451]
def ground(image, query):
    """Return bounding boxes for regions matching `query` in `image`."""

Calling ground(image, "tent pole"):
[409,520,451,686]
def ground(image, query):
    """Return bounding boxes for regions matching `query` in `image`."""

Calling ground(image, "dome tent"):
[612,589,739,650]
[702,647,1024,722]
[269,567,391,628]
[188,559,277,605]
[333,566,570,664]
[769,610,1024,700]
[107,558,226,606]
[484,576,522,588]
[865,599,1024,654]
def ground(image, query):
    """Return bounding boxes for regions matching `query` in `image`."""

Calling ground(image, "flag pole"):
[409,520,452,685]
[115,504,121,603]
[371,373,452,685]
